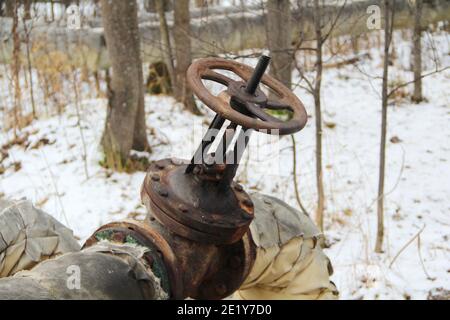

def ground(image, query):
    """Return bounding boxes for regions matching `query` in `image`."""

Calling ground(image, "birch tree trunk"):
[173,0,201,115]
[412,0,423,103]
[100,0,149,170]
[375,0,395,253]
[313,0,325,232]
[266,0,292,89]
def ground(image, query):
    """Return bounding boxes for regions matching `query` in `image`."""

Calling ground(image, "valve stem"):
[245,55,271,95]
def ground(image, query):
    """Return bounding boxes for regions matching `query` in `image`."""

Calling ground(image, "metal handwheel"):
[187,56,307,135]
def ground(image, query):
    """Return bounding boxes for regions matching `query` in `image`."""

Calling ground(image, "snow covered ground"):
[0,29,449,299]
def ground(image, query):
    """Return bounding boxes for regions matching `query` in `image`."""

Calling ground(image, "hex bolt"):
[156,163,165,170]
[151,174,160,182]
[215,283,227,296]
[171,158,181,166]
[242,199,253,207]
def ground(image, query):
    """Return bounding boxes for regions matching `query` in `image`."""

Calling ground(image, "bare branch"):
[388,66,449,98]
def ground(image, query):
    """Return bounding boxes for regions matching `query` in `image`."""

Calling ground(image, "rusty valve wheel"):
[187,56,307,135]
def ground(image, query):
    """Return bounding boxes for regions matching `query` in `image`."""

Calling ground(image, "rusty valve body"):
[141,56,307,245]
[84,218,256,299]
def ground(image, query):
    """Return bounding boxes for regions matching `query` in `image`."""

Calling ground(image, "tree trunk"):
[412,0,423,103]
[12,0,22,136]
[3,0,14,17]
[132,93,149,152]
[376,0,394,254]
[155,0,176,92]
[313,0,325,232]
[173,0,201,115]
[100,0,149,170]
[23,14,36,118]
[266,0,292,89]
[195,0,206,8]
[23,0,32,19]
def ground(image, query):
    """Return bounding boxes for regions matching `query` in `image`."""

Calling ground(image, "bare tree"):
[12,0,22,136]
[173,0,201,115]
[100,0,149,170]
[266,0,291,89]
[292,0,347,232]
[375,0,395,253]
[155,0,176,92]
[412,0,423,103]
[22,10,36,118]
[312,0,325,231]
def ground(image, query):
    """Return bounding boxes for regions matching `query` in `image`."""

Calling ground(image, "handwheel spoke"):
[263,99,292,111]
[245,102,283,123]
[202,69,235,86]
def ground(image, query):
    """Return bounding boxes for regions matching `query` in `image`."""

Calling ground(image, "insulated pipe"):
[0,242,167,300]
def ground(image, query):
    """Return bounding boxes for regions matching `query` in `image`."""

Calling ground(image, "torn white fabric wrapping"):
[82,241,168,299]
[0,199,81,277]
[235,193,339,300]
[1,241,167,299]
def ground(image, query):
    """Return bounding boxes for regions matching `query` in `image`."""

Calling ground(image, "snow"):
[0,29,449,300]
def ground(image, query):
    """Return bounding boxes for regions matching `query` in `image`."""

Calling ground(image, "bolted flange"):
[83,220,183,299]
[141,158,254,245]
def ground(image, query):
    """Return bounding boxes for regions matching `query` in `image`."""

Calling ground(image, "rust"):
[158,189,168,197]
[142,158,254,244]
[141,57,308,245]
[83,220,184,299]
[84,56,308,300]
[242,199,254,208]
[138,218,257,300]
[187,57,307,135]
[215,284,227,296]
[108,56,306,299]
